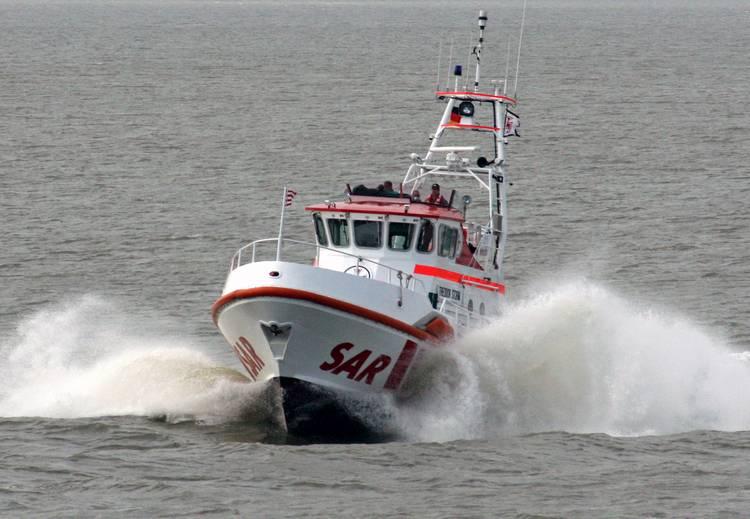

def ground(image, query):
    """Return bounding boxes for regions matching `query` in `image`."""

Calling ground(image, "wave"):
[394,280,750,441]
[2,284,747,443]
[0,296,273,425]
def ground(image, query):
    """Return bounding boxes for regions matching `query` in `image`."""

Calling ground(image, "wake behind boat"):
[211,10,523,439]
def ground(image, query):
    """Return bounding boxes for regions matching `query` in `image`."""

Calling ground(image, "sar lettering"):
[233,336,265,381]
[320,343,392,385]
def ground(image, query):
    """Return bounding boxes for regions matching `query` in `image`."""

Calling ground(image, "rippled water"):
[1,0,749,516]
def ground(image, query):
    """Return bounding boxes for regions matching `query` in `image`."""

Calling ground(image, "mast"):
[473,10,487,92]
[403,9,521,280]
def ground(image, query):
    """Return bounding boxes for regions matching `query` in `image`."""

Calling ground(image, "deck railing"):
[438,297,492,330]
[229,237,427,301]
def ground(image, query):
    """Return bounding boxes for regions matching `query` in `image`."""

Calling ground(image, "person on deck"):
[425,183,448,206]
[382,181,399,196]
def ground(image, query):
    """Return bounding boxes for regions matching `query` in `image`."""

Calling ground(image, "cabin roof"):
[435,90,517,105]
[305,200,465,222]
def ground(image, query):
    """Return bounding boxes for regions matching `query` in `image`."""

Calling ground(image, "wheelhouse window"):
[416,220,435,253]
[353,220,382,248]
[313,214,328,246]
[438,224,458,258]
[328,218,350,247]
[388,222,414,251]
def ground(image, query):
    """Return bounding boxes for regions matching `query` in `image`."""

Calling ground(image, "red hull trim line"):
[212,287,454,343]
[383,340,418,390]
[413,264,506,294]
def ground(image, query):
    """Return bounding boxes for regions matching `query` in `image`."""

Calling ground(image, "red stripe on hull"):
[384,340,419,390]
[212,287,450,343]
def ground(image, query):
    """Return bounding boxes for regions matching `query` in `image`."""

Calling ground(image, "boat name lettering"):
[319,342,392,385]
[233,336,265,381]
[438,286,461,301]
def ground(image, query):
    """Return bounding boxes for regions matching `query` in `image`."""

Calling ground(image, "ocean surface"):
[1,0,749,516]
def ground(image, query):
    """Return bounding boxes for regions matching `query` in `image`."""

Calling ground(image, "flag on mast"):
[503,109,521,137]
[276,186,297,261]
[285,189,297,207]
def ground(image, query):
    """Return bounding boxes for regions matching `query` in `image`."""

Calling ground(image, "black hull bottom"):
[278,377,395,443]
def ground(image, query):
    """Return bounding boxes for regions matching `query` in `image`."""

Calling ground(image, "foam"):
[3,285,747,441]
[0,296,266,424]
[393,280,750,441]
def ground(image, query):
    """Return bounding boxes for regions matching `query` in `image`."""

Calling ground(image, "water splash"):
[394,280,750,441]
[3,286,748,442]
[0,296,272,424]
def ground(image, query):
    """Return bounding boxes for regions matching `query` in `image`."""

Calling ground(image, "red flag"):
[450,106,462,123]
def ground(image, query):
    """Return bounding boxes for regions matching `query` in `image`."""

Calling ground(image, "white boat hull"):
[212,261,451,436]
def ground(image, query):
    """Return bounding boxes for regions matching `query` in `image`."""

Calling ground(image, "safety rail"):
[438,297,491,330]
[229,237,428,303]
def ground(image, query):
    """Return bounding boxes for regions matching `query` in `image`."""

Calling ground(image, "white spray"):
[2,286,747,442]
[393,280,750,441]
[0,296,268,424]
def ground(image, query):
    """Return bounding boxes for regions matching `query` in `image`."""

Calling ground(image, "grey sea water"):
[1,0,749,516]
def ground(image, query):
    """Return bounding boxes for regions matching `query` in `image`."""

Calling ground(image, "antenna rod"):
[503,32,512,95]
[463,32,472,90]
[513,0,528,96]
[474,10,487,92]
[435,39,443,92]
[446,37,454,91]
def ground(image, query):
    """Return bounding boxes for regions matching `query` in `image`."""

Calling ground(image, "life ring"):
[344,265,371,278]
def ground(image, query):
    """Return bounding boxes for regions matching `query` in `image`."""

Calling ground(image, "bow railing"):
[229,237,427,302]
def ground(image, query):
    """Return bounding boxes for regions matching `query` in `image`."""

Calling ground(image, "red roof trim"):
[304,203,465,222]
[441,123,501,132]
[435,91,517,104]
[212,286,452,343]
[413,264,506,294]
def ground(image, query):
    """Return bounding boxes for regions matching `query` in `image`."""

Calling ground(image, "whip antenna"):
[503,32,512,95]
[513,0,528,96]
[463,32,472,90]
[446,37,454,90]
[435,40,443,92]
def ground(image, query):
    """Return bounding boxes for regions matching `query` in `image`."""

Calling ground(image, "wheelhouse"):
[305,185,485,286]
[311,209,464,258]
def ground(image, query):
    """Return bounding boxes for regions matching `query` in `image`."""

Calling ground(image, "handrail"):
[438,297,491,329]
[230,237,427,294]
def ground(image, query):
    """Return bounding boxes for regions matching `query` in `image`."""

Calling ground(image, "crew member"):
[382,181,399,196]
[425,183,448,206]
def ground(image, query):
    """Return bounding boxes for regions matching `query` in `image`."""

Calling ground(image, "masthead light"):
[478,10,487,29]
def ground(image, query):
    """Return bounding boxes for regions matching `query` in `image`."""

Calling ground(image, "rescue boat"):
[212,10,522,439]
